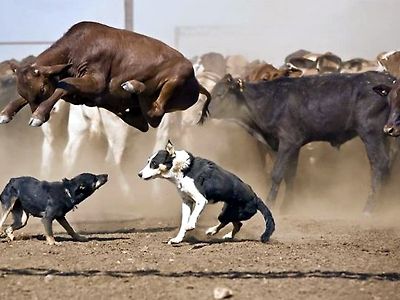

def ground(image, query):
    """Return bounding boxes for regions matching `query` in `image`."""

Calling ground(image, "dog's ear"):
[166,139,176,157]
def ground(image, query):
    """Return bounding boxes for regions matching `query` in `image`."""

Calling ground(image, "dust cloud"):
[0,107,399,231]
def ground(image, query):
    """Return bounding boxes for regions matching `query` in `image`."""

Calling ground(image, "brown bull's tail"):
[198,84,211,125]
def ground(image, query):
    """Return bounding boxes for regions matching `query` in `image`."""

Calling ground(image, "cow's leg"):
[0,97,28,124]
[279,149,300,213]
[40,121,55,176]
[359,133,390,213]
[63,106,90,171]
[147,78,184,118]
[153,114,174,151]
[101,110,131,194]
[30,75,105,126]
[266,143,300,209]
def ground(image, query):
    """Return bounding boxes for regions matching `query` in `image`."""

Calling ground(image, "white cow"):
[41,104,135,194]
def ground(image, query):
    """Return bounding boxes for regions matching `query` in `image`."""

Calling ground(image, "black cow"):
[209,72,396,213]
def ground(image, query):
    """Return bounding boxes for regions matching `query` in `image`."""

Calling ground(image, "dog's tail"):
[256,197,275,243]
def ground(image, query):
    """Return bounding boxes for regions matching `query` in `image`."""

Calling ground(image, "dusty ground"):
[0,110,399,299]
[0,212,399,300]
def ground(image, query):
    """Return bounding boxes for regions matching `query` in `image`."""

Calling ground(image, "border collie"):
[138,141,275,244]
[0,173,108,245]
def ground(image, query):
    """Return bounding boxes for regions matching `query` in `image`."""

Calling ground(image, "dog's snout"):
[99,174,108,181]
[138,172,143,178]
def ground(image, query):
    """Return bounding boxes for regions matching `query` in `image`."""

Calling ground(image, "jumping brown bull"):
[0,21,210,132]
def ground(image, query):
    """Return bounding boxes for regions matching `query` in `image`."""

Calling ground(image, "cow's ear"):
[8,61,18,73]
[166,140,176,157]
[373,84,392,97]
[39,63,72,76]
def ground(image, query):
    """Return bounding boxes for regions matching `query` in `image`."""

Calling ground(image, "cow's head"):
[377,82,400,137]
[10,62,71,111]
[209,74,246,120]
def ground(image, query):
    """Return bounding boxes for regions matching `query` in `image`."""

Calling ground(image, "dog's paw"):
[46,237,62,246]
[167,237,183,244]
[5,228,15,241]
[185,222,196,231]
[222,232,233,240]
[73,234,89,242]
[205,227,218,236]
[47,241,62,246]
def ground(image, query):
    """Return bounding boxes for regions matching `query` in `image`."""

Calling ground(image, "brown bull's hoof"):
[0,115,12,124]
[29,117,44,127]
[121,80,146,94]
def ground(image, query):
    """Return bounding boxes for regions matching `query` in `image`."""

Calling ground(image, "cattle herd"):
[0,21,400,245]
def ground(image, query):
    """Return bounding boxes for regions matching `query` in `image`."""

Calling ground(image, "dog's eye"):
[150,161,158,169]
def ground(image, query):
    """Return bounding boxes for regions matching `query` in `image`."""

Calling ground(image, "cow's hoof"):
[121,80,146,94]
[0,115,11,124]
[121,82,136,93]
[29,117,44,127]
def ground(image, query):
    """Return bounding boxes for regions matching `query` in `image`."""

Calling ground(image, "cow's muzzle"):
[383,124,400,137]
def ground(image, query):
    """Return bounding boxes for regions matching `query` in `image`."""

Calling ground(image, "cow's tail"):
[198,84,211,125]
[256,197,275,243]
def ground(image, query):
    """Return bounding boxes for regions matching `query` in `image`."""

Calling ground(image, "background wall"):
[0,0,399,65]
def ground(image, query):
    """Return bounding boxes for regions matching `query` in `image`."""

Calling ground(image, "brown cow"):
[0,21,210,132]
[245,62,288,82]
[377,50,400,79]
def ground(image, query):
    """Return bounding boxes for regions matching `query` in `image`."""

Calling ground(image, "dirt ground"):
[0,113,399,299]
[0,213,399,300]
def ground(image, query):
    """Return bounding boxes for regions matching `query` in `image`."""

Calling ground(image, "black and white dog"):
[138,141,275,244]
[0,173,108,245]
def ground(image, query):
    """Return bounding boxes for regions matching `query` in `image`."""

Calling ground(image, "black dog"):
[138,141,275,244]
[0,173,108,245]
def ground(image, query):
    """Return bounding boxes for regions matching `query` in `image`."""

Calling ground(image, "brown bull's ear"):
[166,140,176,157]
[38,63,72,76]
